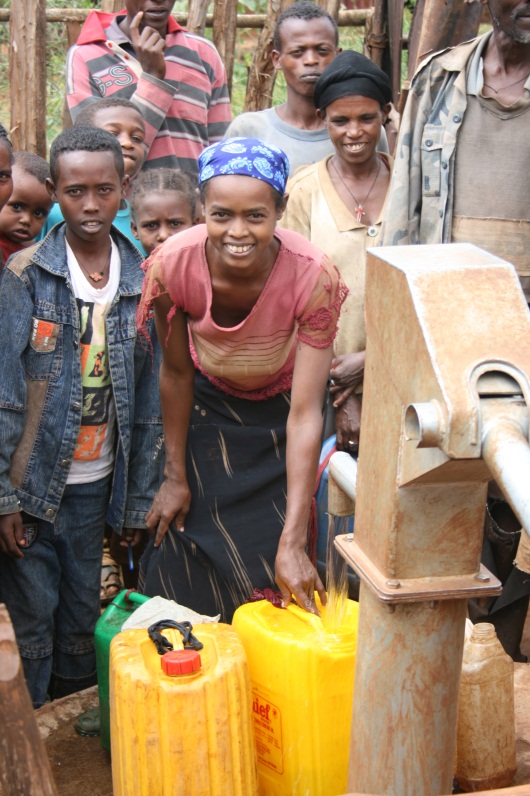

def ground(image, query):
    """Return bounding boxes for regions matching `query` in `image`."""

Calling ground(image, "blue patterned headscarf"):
[197,137,289,195]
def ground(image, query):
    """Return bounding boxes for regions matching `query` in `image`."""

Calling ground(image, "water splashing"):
[323,514,350,632]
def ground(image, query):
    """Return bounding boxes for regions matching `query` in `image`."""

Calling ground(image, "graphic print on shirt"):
[74,299,112,461]
[93,64,134,96]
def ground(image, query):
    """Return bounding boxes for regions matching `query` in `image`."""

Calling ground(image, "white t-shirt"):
[66,238,121,484]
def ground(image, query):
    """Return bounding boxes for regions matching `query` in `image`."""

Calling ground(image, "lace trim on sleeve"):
[297,255,348,349]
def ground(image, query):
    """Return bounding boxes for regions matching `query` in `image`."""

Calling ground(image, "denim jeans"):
[0,475,111,708]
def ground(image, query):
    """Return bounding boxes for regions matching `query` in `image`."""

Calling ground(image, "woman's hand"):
[145,477,191,548]
[329,352,365,391]
[335,393,362,453]
[275,539,326,615]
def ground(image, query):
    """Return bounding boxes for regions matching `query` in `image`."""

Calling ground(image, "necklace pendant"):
[90,271,104,282]
[355,205,364,223]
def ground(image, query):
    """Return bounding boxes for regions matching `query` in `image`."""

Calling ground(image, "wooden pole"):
[244,0,291,113]
[101,0,123,11]
[9,0,47,156]
[213,0,238,93]
[61,20,82,131]
[364,0,387,68]
[0,605,59,796]
[387,0,404,105]
[186,0,210,37]
[407,0,483,80]
[0,8,371,28]
[316,0,341,21]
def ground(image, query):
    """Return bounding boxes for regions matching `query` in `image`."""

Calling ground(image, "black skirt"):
[139,371,290,621]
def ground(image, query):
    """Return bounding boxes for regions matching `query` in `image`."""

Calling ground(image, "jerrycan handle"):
[123,589,148,606]
[148,619,204,655]
[284,600,323,632]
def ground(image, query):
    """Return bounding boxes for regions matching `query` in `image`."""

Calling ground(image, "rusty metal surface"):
[335,535,501,603]
[352,244,530,585]
[347,585,466,796]
[481,400,530,537]
[328,453,358,513]
[331,243,530,796]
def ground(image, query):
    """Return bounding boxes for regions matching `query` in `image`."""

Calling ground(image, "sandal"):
[100,549,122,606]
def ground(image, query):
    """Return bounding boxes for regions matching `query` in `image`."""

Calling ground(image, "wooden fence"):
[5,1,483,157]
[6,0,375,157]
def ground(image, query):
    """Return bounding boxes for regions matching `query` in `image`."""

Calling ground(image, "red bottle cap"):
[161,650,201,676]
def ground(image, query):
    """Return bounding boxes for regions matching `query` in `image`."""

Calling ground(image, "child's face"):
[203,175,286,275]
[92,106,147,180]
[0,165,52,245]
[132,190,196,255]
[48,151,127,248]
[0,142,13,213]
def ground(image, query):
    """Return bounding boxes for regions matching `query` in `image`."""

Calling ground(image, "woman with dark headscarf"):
[280,51,393,453]
[137,138,347,621]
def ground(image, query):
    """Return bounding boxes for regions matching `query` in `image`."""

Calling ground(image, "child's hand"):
[130,12,167,81]
[0,512,25,559]
[119,528,145,548]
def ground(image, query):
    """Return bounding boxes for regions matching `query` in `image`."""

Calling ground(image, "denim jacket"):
[0,223,150,530]
[125,322,164,529]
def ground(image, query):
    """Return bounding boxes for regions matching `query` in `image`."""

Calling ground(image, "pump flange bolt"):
[475,572,490,582]
[386,579,401,589]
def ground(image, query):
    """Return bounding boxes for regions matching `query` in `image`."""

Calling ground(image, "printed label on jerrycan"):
[252,689,283,774]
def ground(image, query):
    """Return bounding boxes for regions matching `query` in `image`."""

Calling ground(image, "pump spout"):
[481,399,530,538]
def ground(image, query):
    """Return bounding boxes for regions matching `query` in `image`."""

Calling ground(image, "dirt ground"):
[37,688,112,796]
[36,613,530,796]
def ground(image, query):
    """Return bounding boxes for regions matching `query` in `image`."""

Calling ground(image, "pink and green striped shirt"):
[66,10,232,173]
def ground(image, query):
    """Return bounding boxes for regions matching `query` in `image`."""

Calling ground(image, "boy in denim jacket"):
[0,126,144,707]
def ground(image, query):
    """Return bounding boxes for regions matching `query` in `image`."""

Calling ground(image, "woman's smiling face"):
[320,95,389,168]
[203,175,287,275]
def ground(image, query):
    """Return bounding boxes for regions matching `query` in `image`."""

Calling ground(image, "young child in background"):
[0,122,13,603]
[0,126,15,267]
[38,97,146,250]
[130,168,200,256]
[0,152,52,266]
[0,126,144,708]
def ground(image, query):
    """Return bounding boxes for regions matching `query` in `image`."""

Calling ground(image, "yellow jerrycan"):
[110,620,258,796]
[232,595,358,796]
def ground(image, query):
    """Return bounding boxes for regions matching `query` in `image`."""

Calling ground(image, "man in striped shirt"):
[66,1,232,173]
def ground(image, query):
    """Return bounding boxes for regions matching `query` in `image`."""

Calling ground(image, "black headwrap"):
[314,50,392,111]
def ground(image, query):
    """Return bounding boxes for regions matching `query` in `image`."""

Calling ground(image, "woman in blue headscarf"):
[138,138,347,621]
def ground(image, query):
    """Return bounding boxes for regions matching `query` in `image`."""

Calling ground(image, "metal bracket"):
[334,534,502,604]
